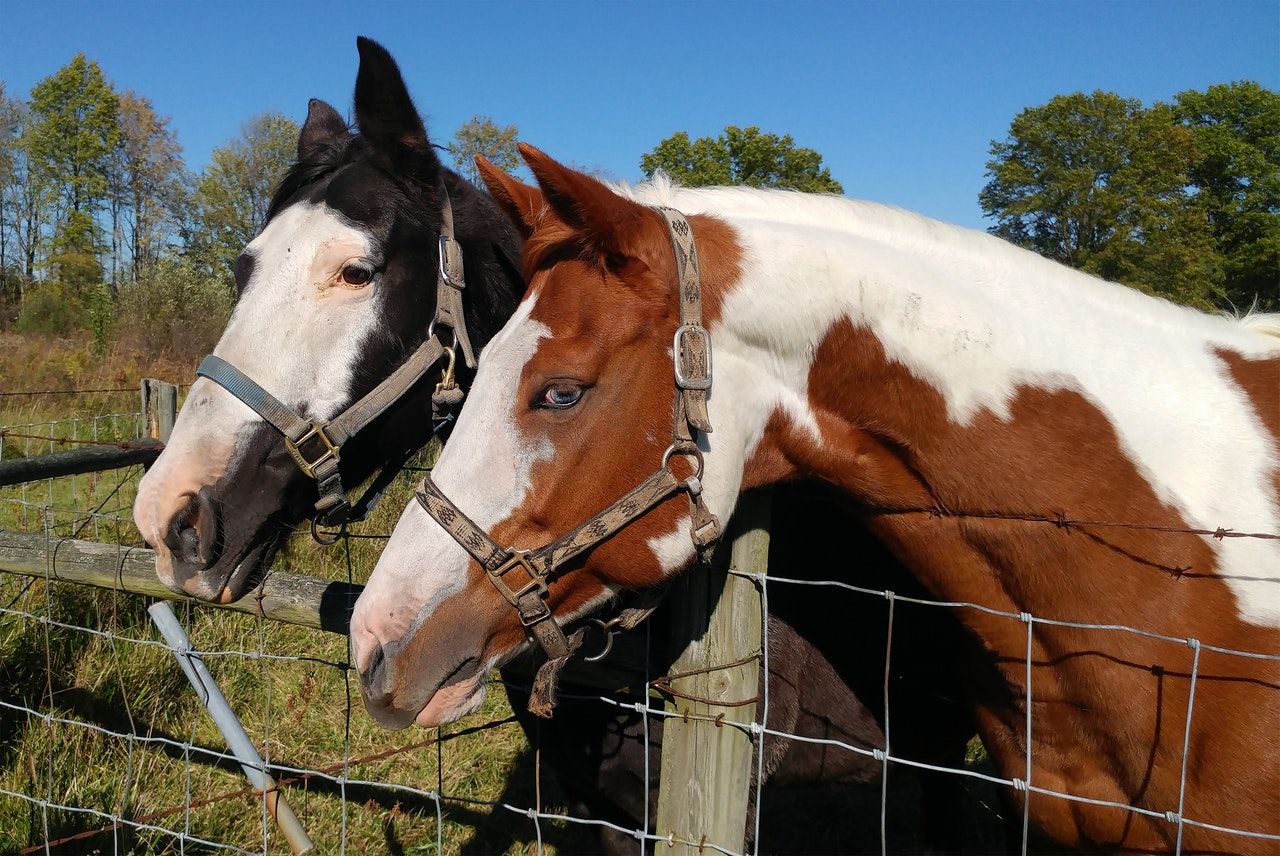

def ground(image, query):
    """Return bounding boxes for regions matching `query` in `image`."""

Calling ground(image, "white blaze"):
[352,293,552,663]
[134,202,380,550]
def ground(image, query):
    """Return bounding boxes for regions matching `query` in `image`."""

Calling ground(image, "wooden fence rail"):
[0,528,361,633]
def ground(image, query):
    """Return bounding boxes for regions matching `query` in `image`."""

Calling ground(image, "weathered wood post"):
[655,491,770,853]
[141,378,178,443]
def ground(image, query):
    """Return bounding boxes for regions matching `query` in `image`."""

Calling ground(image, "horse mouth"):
[365,654,487,730]
[207,532,283,603]
[414,669,487,727]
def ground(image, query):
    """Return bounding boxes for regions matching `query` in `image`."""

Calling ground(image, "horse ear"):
[518,142,652,257]
[354,36,439,181]
[298,99,347,161]
[476,156,543,239]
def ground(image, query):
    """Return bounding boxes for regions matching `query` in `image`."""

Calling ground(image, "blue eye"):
[539,383,584,409]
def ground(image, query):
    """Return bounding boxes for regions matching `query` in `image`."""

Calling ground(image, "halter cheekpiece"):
[413,206,722,715]
[194,187,474,532]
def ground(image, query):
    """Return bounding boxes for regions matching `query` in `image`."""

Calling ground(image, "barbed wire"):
[0,387,137,398]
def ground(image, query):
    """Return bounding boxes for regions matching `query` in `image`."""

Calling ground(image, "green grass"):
[0,381,1009,854]
[0,392,600,855]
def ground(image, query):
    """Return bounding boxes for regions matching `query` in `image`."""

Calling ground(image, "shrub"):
[16,281,89,336]
[114,256,232,359]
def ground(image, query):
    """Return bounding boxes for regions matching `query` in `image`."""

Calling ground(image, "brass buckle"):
[285,422,340,480]
[488,549,548,619]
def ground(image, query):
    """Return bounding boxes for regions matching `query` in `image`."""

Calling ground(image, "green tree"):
[980,91,1222,309]
[193,112,298,280]
[2,98,50,288]
[641,126,843,193]
[1174,82,1280,311]
[0,83,23,306]
[110,91,184,283]
[27,53,120,215]
[451,115,519,186]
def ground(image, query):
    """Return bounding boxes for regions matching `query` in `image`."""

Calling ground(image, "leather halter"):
[195,187,474,528]
[413,206,722,693]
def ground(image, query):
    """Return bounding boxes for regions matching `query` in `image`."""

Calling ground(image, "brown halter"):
[414,206,722,715]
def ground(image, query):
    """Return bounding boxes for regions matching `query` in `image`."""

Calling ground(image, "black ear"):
[354,36,439,182]
[298,99,348,161]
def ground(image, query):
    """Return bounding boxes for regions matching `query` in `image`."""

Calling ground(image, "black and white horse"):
[134,39,984,853]
[134,39,522,602]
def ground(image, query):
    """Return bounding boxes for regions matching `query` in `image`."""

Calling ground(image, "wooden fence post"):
[655,491,770,853]
[141,379,178,443]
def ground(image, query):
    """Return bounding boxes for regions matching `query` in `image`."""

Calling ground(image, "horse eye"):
[538,383,584,410]
[340,263,374,286]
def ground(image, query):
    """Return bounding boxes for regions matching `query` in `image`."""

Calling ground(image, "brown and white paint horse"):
[355,145,1280,852]
[131,39,982,851]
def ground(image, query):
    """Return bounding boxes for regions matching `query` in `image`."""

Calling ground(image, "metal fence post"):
[655,490,769,853]
[141,378,178,443]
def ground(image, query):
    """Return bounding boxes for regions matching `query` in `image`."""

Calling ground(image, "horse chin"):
[414,672,488,728]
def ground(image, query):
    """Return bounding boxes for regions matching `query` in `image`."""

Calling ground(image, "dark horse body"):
[134,39,984,853]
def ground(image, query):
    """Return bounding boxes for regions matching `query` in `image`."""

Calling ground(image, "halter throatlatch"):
[195,187,474,530]
[414,205,721,716]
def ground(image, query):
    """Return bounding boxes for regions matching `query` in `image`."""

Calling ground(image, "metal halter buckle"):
[488,550,549,619]
[439,235,465,289]
[285,422,340,480]
[673,323,712,390]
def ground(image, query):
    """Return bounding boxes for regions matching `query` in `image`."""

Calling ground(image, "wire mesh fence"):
[1,388,1277,854]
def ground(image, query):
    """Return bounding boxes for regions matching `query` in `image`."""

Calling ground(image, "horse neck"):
[697,194,1280,636]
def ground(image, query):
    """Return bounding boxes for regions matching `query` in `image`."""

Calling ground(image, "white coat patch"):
[614,178,1280,627]
[353,293,553,653]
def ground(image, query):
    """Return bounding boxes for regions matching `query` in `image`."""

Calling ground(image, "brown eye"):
[340,263,374,286]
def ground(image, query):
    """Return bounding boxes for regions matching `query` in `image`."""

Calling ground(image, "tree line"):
[0,53,1273,360]
[0,54,302,351]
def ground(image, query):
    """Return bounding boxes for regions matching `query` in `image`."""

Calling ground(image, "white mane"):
[614,173,1280,351]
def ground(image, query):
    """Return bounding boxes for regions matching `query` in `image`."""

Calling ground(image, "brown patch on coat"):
[753,319,1280,852]
[389,183,746,717]
[1217,348,1280,502]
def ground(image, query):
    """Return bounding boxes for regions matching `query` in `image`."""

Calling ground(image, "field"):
[0,332,596,854]
[0,332,1005,854]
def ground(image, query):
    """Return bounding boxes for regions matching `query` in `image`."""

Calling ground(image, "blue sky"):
[2,1,1276,230]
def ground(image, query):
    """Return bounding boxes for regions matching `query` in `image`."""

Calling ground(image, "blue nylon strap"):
[195,355,312,442]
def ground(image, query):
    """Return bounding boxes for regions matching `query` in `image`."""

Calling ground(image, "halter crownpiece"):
[413,205,722,716]
[195,186,473,529]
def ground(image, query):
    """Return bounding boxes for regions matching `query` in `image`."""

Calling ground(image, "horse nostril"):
[361,643,388,697]
[163,490,220,570]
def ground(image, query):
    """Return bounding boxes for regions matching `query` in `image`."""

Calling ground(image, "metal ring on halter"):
[310,518,345,545]
[661,443,705,482]
[582,617,619,663]
[426,319,457,351]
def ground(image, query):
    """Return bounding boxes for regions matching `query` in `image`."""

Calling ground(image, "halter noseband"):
[413,206,722,714]
[195,187,474,530]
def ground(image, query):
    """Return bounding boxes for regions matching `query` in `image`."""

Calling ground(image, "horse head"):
[134,38,522,603]
[351,146,755,728]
